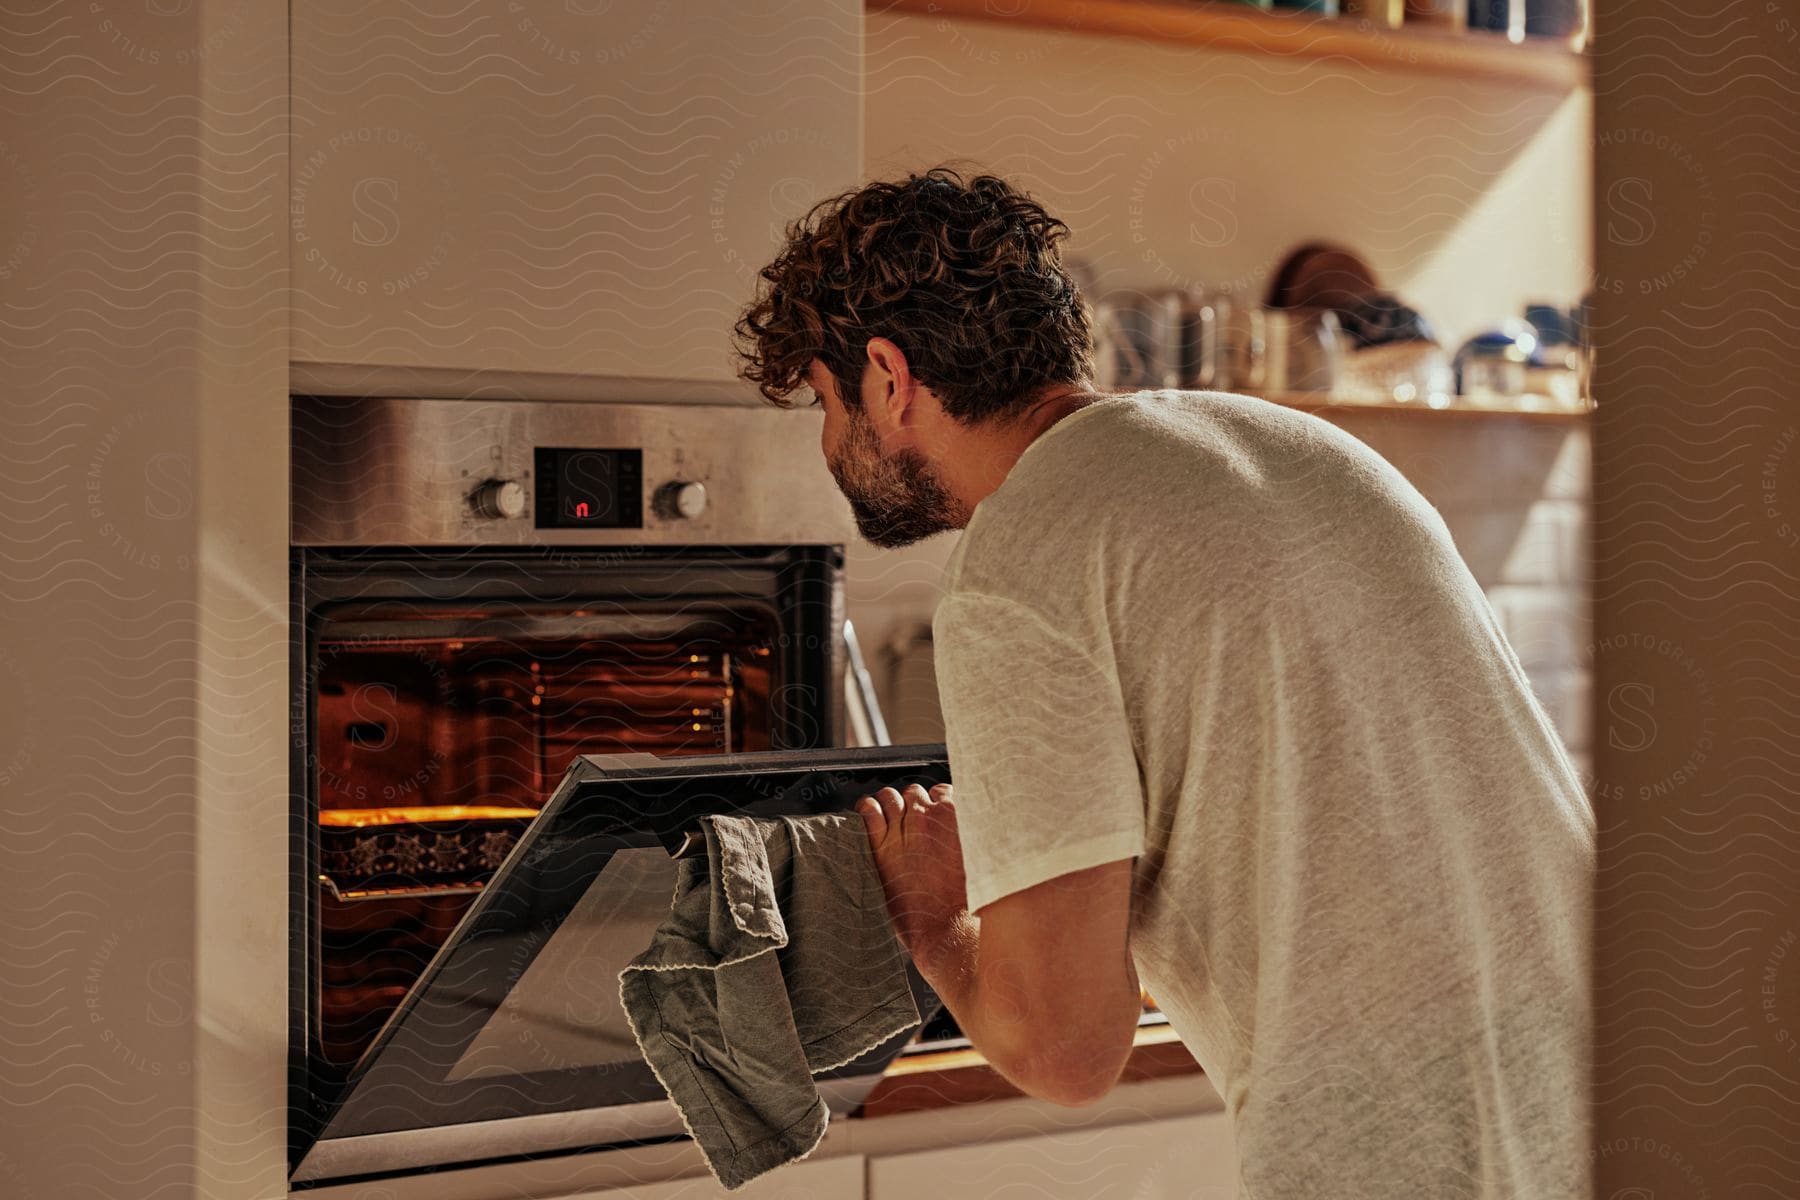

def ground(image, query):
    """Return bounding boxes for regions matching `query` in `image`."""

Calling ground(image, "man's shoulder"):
[1004,388,1379,522]
[1024,388,1354,472]
[940,391,1273,582]
[942,385,1431,590]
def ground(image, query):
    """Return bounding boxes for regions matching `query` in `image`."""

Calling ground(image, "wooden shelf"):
[1272,391,1593,419]
[872,0,1589,90]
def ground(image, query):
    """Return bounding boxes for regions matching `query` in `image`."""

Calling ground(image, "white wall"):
[862,11,1593,348]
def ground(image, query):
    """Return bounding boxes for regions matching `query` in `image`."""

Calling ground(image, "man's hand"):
[855,783,968,972]
[853,781,1141,1108]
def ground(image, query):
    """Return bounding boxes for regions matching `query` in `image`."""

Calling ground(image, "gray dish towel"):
[617,811,922,1192]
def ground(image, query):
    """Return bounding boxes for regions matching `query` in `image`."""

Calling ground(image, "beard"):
[826,406,966,549]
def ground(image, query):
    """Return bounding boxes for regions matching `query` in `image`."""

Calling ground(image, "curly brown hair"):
[733,167,1094,424]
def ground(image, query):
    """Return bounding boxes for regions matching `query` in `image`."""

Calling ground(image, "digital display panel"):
[534,447,643,529]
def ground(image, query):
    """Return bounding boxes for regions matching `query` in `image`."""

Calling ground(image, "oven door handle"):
[843,618,890,748]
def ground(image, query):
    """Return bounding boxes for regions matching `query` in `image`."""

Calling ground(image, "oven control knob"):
[471,479,527,520]
[657,480,708,520]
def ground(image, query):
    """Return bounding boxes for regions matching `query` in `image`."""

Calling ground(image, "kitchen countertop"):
[860,1023,1204,1118]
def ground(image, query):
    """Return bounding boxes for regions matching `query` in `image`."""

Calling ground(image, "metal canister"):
[1093,290,1185,390]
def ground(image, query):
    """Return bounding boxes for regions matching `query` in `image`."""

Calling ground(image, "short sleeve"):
[931,591,1147,914]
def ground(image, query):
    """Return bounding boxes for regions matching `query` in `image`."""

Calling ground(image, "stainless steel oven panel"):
[290,1095,689,1185]
[292,396,853,547]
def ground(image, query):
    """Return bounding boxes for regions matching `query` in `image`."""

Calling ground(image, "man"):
[733,167,1595,1199]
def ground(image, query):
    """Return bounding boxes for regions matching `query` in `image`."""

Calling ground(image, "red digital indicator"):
[533,447,644,530]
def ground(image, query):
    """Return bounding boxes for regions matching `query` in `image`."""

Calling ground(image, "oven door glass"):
[310,600,789,1068]
[293,743,950,1185]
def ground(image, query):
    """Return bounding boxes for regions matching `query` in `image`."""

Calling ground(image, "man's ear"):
[862,337,916,428]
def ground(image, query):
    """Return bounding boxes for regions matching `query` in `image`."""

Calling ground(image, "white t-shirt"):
[931,389,1594,1200]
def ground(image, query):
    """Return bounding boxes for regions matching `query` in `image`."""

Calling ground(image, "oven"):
[289,396,950,1185]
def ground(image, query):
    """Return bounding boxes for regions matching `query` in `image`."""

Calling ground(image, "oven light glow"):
[319,805,538,828]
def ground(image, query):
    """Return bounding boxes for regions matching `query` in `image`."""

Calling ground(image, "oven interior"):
[294,546,843,1099]
[313,602,783,1068]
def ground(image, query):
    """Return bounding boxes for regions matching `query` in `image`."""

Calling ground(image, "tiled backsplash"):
[843,412,1594,784]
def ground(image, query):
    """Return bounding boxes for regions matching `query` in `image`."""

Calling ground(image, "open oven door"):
[292,743,951,1186]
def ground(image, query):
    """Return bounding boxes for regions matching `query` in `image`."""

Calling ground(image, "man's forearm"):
[911,910,1058,1101]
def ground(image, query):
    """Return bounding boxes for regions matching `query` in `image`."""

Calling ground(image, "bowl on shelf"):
[1454,319,1540,408]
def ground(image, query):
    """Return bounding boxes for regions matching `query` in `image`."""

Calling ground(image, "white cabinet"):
[566,1153,864,1200]
[866,1112,1239,1200]
[290,0,861,381]
[287,1113,1228,1200]
[292,1149,863,1200]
